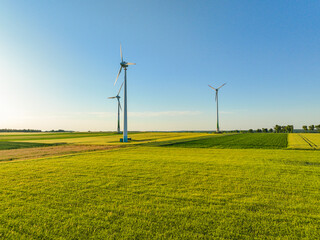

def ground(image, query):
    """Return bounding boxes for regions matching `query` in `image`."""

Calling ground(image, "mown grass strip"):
[0,141,64,150]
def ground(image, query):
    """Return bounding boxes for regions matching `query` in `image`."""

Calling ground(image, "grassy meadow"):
[0,132,320,239]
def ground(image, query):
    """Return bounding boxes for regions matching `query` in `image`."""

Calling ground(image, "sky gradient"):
[0,0,319,131]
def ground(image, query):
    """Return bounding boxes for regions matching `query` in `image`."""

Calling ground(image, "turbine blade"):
[114,66,122,85]
[126,62,136,65]
[117,82,124,96]
[108,96,116,99]
[215,92,217,102]
[120,43,123,62]
[118,99,122,111]
[217,83,226,89]
[208,85,216,90]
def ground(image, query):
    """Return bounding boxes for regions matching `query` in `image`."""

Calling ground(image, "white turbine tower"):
[108,82,124,133]
[208,83,226,133]
[114,44,135,142]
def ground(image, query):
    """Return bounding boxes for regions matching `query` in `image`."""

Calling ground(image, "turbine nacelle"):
[114,45,136,86]
[108,82,124,103]
[120,61,128,68]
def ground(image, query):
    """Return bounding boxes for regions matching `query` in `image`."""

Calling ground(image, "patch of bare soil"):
[0,144,120,162]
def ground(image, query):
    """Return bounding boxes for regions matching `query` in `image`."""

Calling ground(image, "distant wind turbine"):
[208,83,226,133]
[108,82,124,133]
[114,44,136,142]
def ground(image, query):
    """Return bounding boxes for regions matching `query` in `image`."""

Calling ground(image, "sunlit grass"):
[0,147,319,238]
[0,132,116,141]
[1,132,320,238]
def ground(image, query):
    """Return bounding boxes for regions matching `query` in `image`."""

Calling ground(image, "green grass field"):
[0,132,320,239]
[0,141,61,150]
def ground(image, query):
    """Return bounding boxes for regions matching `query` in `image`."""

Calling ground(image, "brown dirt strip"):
[0,144,121,162]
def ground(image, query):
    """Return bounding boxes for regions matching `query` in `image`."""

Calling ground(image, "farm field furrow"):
[0,146,319,239]
[163,133,288,149]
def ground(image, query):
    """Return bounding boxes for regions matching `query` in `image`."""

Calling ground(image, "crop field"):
[288,133,320,149]
[0,132,117,142]
[163,133,288,149]
[0,132,320,239]
[2,132,210,145]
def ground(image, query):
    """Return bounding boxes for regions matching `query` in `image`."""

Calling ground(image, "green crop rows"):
[162,133,288,149]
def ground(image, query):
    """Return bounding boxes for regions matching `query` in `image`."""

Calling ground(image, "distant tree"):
[309,125,315,132]
[269,128,274,133]
[274,125,281,133]
[256,129,262,133]
[302,125,308,132]
[283,126,288,133]
[316,125,320,132]
[287,125,294,133]
[0,129,41,132]
[262,128,268,133]
[248,129,253,133]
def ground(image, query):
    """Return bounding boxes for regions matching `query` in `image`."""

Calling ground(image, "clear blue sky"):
[0,0,319,131]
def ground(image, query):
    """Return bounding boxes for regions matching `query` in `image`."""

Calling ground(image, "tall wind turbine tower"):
[108,82,124,133]
[114,44,135,142]
[208,83,226,133]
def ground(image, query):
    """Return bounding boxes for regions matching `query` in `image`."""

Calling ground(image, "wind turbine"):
[208,83,226,133]
[114,44,135,142]
[108,82,124,133]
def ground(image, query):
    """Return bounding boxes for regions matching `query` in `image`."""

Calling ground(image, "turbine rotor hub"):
[120,61,128,67]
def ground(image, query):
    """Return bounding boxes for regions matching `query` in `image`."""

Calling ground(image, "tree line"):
[246,125,294,133]
[244,124,320,133]
[0,129,41,132]
[302,125,320,132]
